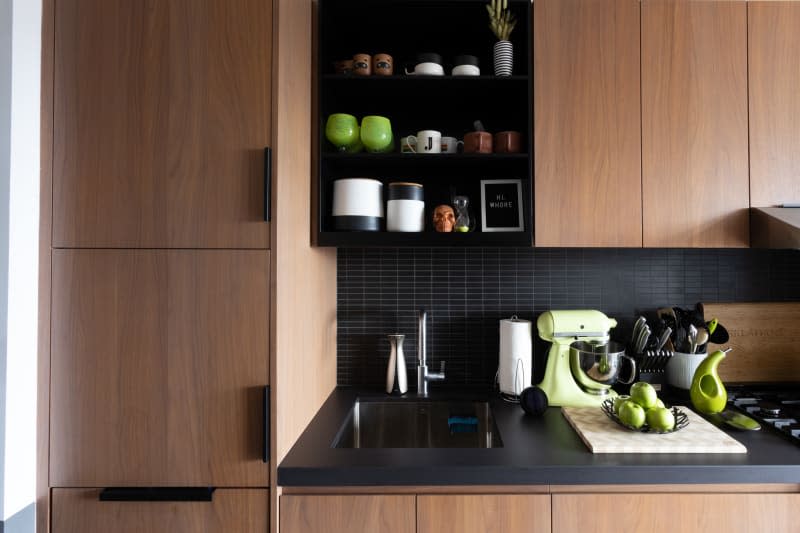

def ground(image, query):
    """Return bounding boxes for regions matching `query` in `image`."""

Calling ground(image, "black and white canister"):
[387,182,425,232]
[332,178,384,231]
[493,40,513,77]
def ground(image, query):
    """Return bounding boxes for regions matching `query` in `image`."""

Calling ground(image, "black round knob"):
[520,386,548,416]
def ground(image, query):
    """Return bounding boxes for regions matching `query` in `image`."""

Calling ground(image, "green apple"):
[629,382,658,410]
[618,400,646,429]
[648,398,665,411]
[645,406,675,432]
[613,395,631,414]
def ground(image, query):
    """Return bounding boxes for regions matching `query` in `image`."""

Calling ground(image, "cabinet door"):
[280,495,415,533]
[50,250,270,486]
[552,493,799,533]
[749,2,800,207]
[52,489,268,533]
[641,1,749,247]
[418,495,551,533]
[534,0,641,247]
[53,0,272,248]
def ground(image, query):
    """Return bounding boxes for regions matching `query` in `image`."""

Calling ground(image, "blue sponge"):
[448,415,479,433]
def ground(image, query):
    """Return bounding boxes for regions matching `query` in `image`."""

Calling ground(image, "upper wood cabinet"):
[534,0,642,247]
[52,0,272,249]
[52,489,268,533]
[280,495,416,533]
[749,1,800,207]
[641,0,749,247]
[418,495,551,533]
[50,250,270,486]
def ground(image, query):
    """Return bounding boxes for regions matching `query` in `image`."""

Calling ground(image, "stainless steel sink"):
[332,399,503,448]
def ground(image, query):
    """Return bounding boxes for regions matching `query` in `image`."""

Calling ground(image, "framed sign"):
[480,179,524,232]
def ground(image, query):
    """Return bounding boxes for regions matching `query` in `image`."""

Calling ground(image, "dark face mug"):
[463,131,493,154]
[353,53,372,76]
[373,53,393,76]
[494,131,521,153]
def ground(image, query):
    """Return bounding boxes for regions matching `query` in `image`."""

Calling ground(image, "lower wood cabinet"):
[280,495,415,533]
[417,495,550,533]
[552,493,799,533]
[51,489,268,533]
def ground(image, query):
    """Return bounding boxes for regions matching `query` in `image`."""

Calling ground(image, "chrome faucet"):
[417,308,445,396]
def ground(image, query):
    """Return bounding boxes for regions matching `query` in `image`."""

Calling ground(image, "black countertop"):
[277,387,800,486]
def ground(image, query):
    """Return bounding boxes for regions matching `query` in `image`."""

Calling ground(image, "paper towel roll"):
[498,317,532,397]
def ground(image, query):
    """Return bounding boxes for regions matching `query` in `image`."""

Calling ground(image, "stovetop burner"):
[728,385,800,446]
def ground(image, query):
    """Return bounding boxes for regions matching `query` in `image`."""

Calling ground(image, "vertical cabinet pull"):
[264,147,272,222]
[263,385,270,463]
[99,488,215,502]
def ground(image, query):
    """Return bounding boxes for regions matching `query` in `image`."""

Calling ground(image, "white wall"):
[3,0,40,526]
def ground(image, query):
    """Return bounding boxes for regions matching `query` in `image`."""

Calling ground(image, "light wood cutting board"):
[703,302,800,383]
[562,407,747,454]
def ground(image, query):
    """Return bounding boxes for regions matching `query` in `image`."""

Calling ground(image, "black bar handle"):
[263,385,270,463]
[264,147,272,222]
[99,487,215,502]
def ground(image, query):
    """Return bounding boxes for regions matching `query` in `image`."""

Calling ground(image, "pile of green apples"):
[613,382,675,432]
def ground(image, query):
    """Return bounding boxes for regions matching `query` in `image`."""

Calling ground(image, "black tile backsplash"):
[337,248,800,388]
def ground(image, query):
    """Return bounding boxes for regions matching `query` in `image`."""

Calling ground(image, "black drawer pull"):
[263,385,270,463]
[264,147,272,222]
[99,487,215,502]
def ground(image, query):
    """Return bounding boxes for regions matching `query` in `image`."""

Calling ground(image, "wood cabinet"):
[52,0,272,249]
[748,1,800,207]
[52,489,268,533]
[49,250,270,486]
[280,495,416,533]
[417,495,550,533]
[552,493,800,533]
[641,0,749,247]
[534,0,641,247]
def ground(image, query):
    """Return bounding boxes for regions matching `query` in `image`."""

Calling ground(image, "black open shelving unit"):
[316,0,532,247]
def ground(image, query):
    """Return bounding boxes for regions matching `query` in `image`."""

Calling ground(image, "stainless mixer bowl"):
[569,340,636,395]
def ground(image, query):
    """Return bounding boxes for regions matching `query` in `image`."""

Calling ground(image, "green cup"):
[360,115,394,153]
[325,113,359,152]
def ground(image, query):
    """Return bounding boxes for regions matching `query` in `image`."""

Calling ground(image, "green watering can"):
[690,348,733,415]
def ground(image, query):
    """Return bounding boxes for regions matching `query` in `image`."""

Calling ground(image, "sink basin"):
[332,398,503,448]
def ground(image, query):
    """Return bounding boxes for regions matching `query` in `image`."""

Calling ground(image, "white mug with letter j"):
[408,130,442,154]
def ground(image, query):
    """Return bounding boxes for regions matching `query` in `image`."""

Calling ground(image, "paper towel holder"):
[497,315,533,403]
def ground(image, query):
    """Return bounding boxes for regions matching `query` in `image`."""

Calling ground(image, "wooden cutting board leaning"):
[702,302,800,383]
[562,406,747,454]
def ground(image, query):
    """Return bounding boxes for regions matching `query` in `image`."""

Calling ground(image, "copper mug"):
[494,131,521,153]
[353,53,372,76]
[334,59,354,75]
[463,131,493,154]
[373,53,393,76]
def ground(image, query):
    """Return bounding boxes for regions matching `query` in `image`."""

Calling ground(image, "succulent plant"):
[486,0,517,41]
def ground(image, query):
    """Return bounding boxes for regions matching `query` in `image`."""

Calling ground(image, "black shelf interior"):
[317,0,532,247]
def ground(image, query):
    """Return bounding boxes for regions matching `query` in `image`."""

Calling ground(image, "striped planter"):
[493,40,513,77]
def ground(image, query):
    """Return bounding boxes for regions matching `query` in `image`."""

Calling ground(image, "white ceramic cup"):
[400,136,416,154]
[666,351,708,390]
[405,62,444,76]
[441,136,464,154]
[451,64,480,76]
[408,130,442,153]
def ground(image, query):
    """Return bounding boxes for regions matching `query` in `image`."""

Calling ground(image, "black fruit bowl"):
[601,398,689,434]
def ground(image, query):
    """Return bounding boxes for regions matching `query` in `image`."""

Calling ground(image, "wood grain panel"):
[50,250,269,486]
[703,302,800,383]
[53,0,272,248]
[52,489,268,533]
[280,495,415,533]
[641,1,749,247]
[535,0,641,247]
[749,2,800,207]
[553,493,799,533]
[418,495,551,533]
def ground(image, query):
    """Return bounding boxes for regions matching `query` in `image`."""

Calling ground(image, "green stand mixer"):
[536,310,636,408]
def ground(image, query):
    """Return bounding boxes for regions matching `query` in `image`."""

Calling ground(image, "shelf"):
[317,230,531,247]
[321,152,530,178]
[322,74,529,82]
[322,152,528,161]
